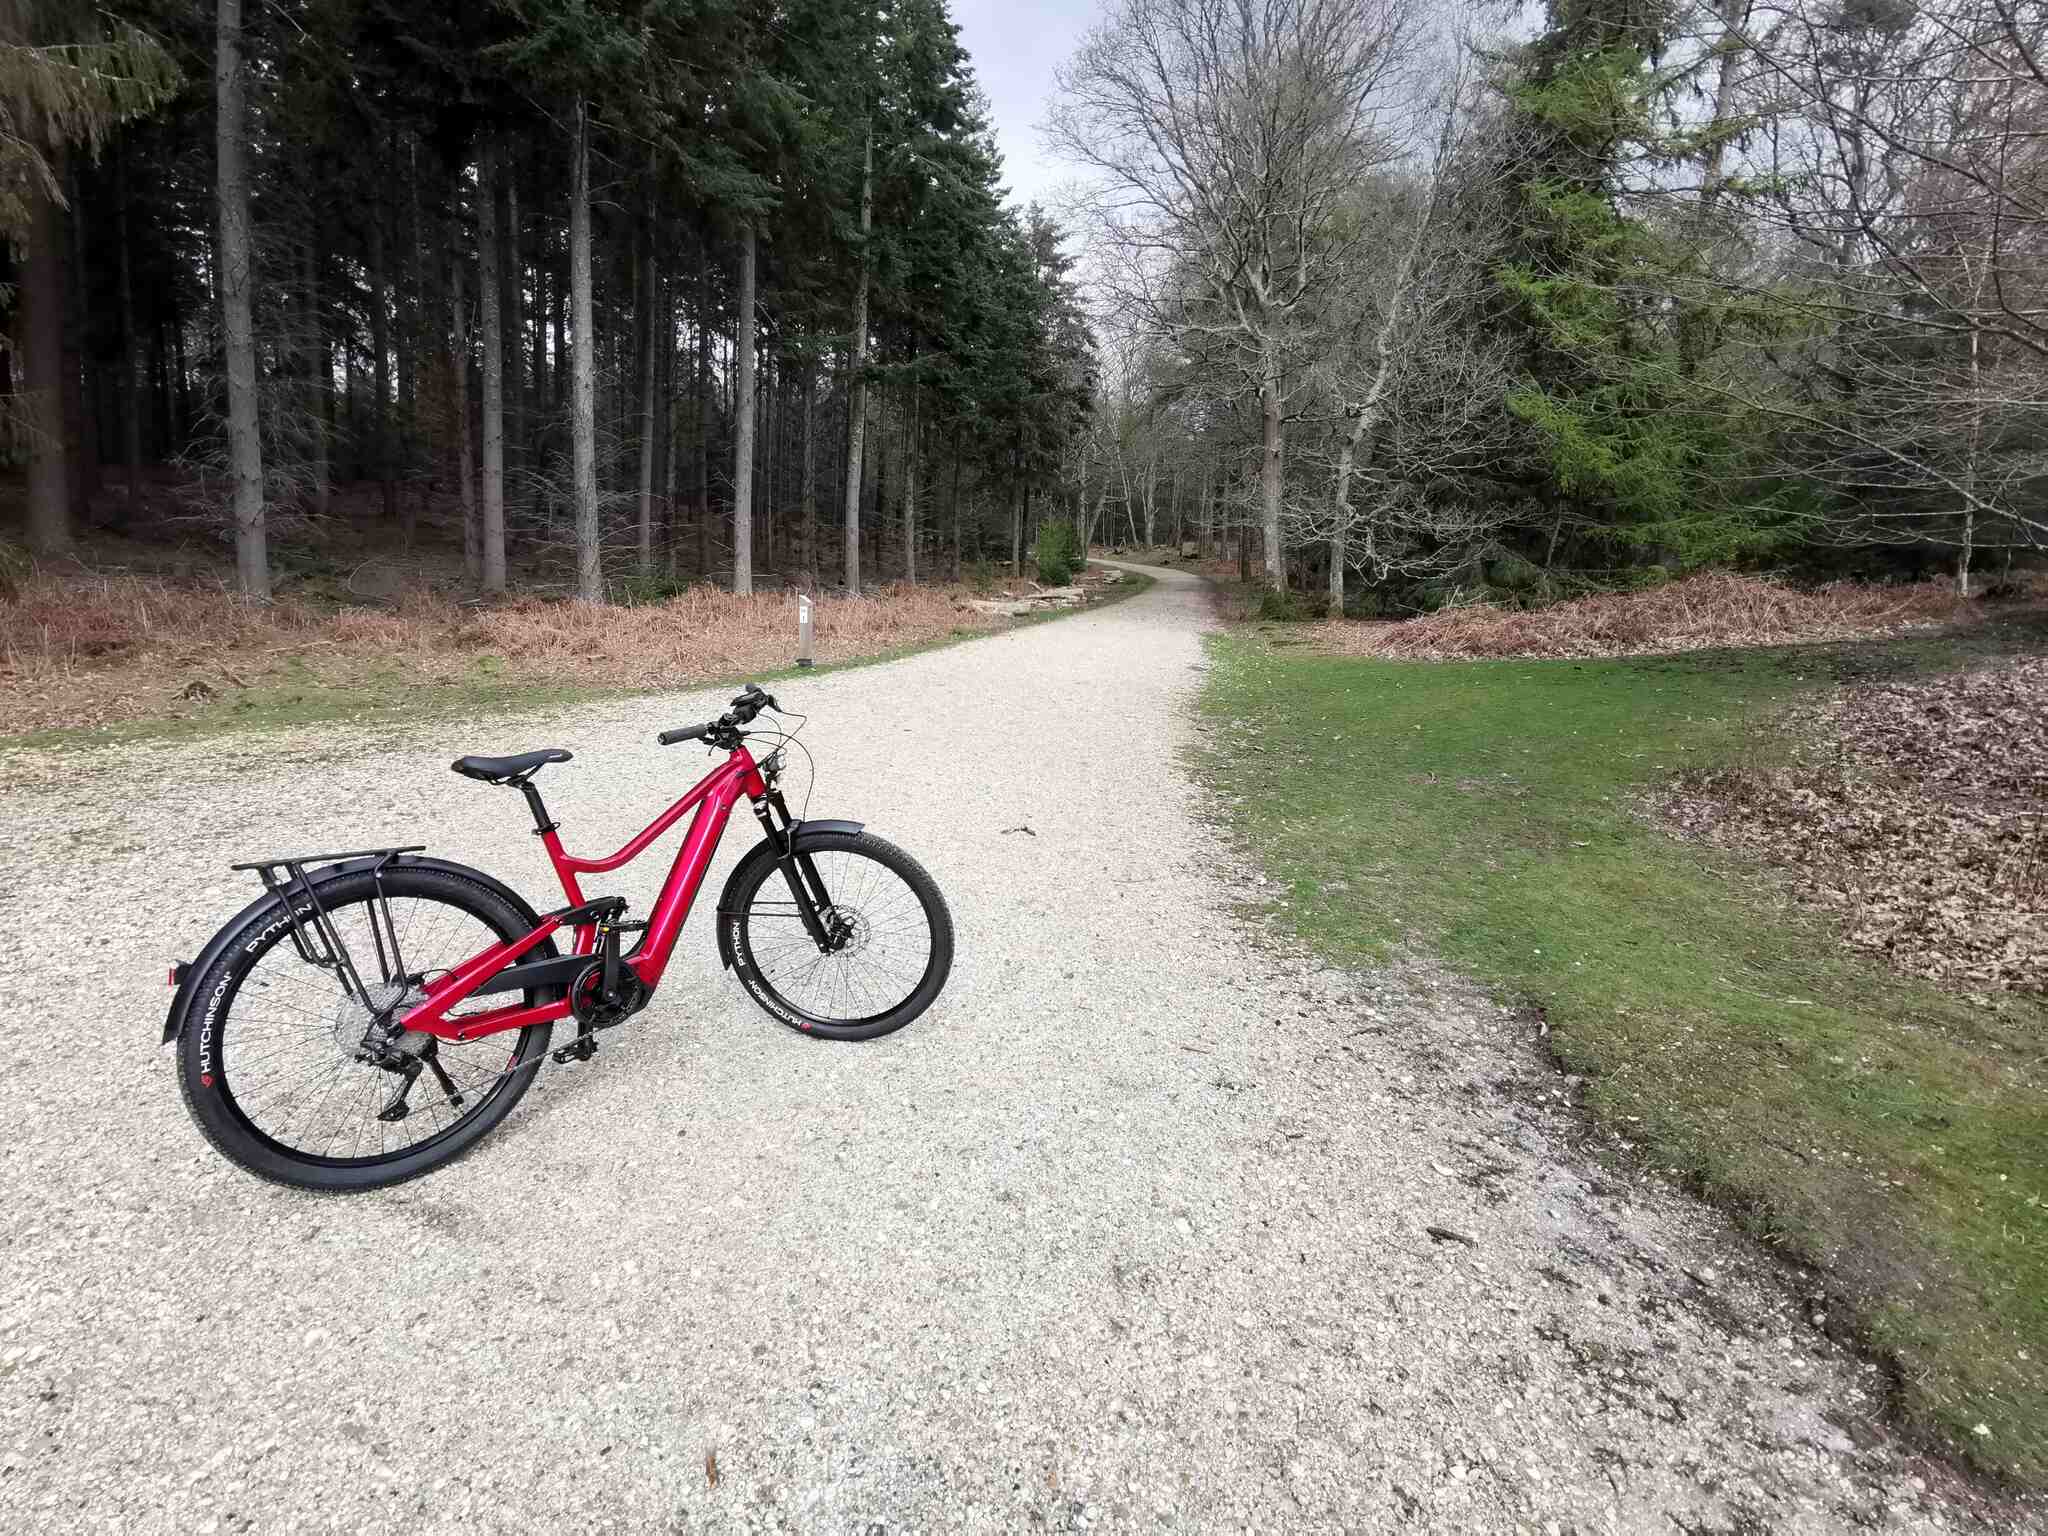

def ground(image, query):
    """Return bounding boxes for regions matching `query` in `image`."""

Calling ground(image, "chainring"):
[569,961,649,1029]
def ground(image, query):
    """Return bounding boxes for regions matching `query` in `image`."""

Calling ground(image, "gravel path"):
[1,564,2019,1533]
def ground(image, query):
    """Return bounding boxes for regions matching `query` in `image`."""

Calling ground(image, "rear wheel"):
[728,831,953,1041]
[175,865,557,1192]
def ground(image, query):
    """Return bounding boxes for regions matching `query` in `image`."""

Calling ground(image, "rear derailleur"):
[330,979,466,1124]
[373,1032,466,1123]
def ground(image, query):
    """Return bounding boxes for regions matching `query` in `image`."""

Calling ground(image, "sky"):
[949,0,1101,213]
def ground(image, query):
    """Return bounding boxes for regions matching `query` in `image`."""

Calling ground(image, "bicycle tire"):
[174,865,557,1193]
[728,830,953,1041]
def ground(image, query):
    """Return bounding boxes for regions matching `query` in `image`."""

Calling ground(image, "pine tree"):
[2,4,177,557]
[216,0,266,595]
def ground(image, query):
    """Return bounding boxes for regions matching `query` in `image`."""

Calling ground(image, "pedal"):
[551,1035,598,1066]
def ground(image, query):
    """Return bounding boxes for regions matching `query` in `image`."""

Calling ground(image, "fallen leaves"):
[1313,571,1983,661]
[1664,657,2048,996]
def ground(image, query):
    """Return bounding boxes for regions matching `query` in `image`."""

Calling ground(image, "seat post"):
[515,777,559,836]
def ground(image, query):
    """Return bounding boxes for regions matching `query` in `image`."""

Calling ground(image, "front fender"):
[161,854,547,1045]
[713,820,866,970]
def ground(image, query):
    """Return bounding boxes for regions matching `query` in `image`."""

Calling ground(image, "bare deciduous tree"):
[1721,0,2048,582]
[1053,0,1416,587]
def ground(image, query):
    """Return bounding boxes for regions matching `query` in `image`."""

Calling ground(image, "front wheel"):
[727,831,954,1040]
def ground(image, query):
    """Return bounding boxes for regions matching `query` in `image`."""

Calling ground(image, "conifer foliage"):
[4,0,1094,599]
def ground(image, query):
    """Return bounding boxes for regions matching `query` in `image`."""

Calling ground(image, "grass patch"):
[1200,620,2048,1488]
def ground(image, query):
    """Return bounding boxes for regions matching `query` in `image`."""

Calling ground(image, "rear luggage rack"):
[230,846,426,1002]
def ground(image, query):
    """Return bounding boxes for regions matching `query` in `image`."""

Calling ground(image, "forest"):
[3,0,1092,603]
[5,0,2046,616]
[1056,0,2048,613]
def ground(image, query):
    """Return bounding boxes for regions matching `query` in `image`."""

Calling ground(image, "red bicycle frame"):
[395,745,770,1043]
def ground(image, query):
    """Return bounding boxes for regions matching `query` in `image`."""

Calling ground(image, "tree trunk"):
[801,366,817,583]
[478,141,507,593]
[696,253,713,576]
[871,385,888,572]
[904,387,919,583]
[217,0,268,597]
[368,202,399,532]
[569,100,602,603]
[636,183,658,575]
[662,296,680,577]
[1010,442,1025,575]
[1143,453,1157,545]
[172,296,192,447]
[507,170,524,466]
[150,317,169,461]
[118,153,143,517]
[303,236,330,515]
[843,119,874,594]
[1327,402,1383,617]
[403,139,424,496]
[1259,357,1284,590]
[551,240,567,409]
[759,353,775,571]
[62,157,97,514]
[948,428,963,580]
[1960,324,1980,598]
[1679,0,1747,378]
[729,222,758,595]
[532,211,548,436]
[20,169,68,554]
[451,243,479,584]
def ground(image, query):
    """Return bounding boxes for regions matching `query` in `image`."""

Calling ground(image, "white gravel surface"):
[0,563,2024,1533]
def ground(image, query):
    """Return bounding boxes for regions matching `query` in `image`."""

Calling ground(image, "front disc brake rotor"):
[826,907,871,956]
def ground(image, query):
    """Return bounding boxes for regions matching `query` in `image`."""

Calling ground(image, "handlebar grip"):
[657,723,710,746]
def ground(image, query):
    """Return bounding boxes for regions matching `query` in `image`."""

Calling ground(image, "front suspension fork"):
[752,791,841,952]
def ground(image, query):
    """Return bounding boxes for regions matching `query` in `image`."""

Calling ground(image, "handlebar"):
[656,685,781,749]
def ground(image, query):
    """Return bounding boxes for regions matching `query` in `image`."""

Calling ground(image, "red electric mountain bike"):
[162,686,954,1192]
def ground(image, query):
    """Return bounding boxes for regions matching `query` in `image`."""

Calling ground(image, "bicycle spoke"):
[215,886,539,1166]
[743,849,935,1025]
